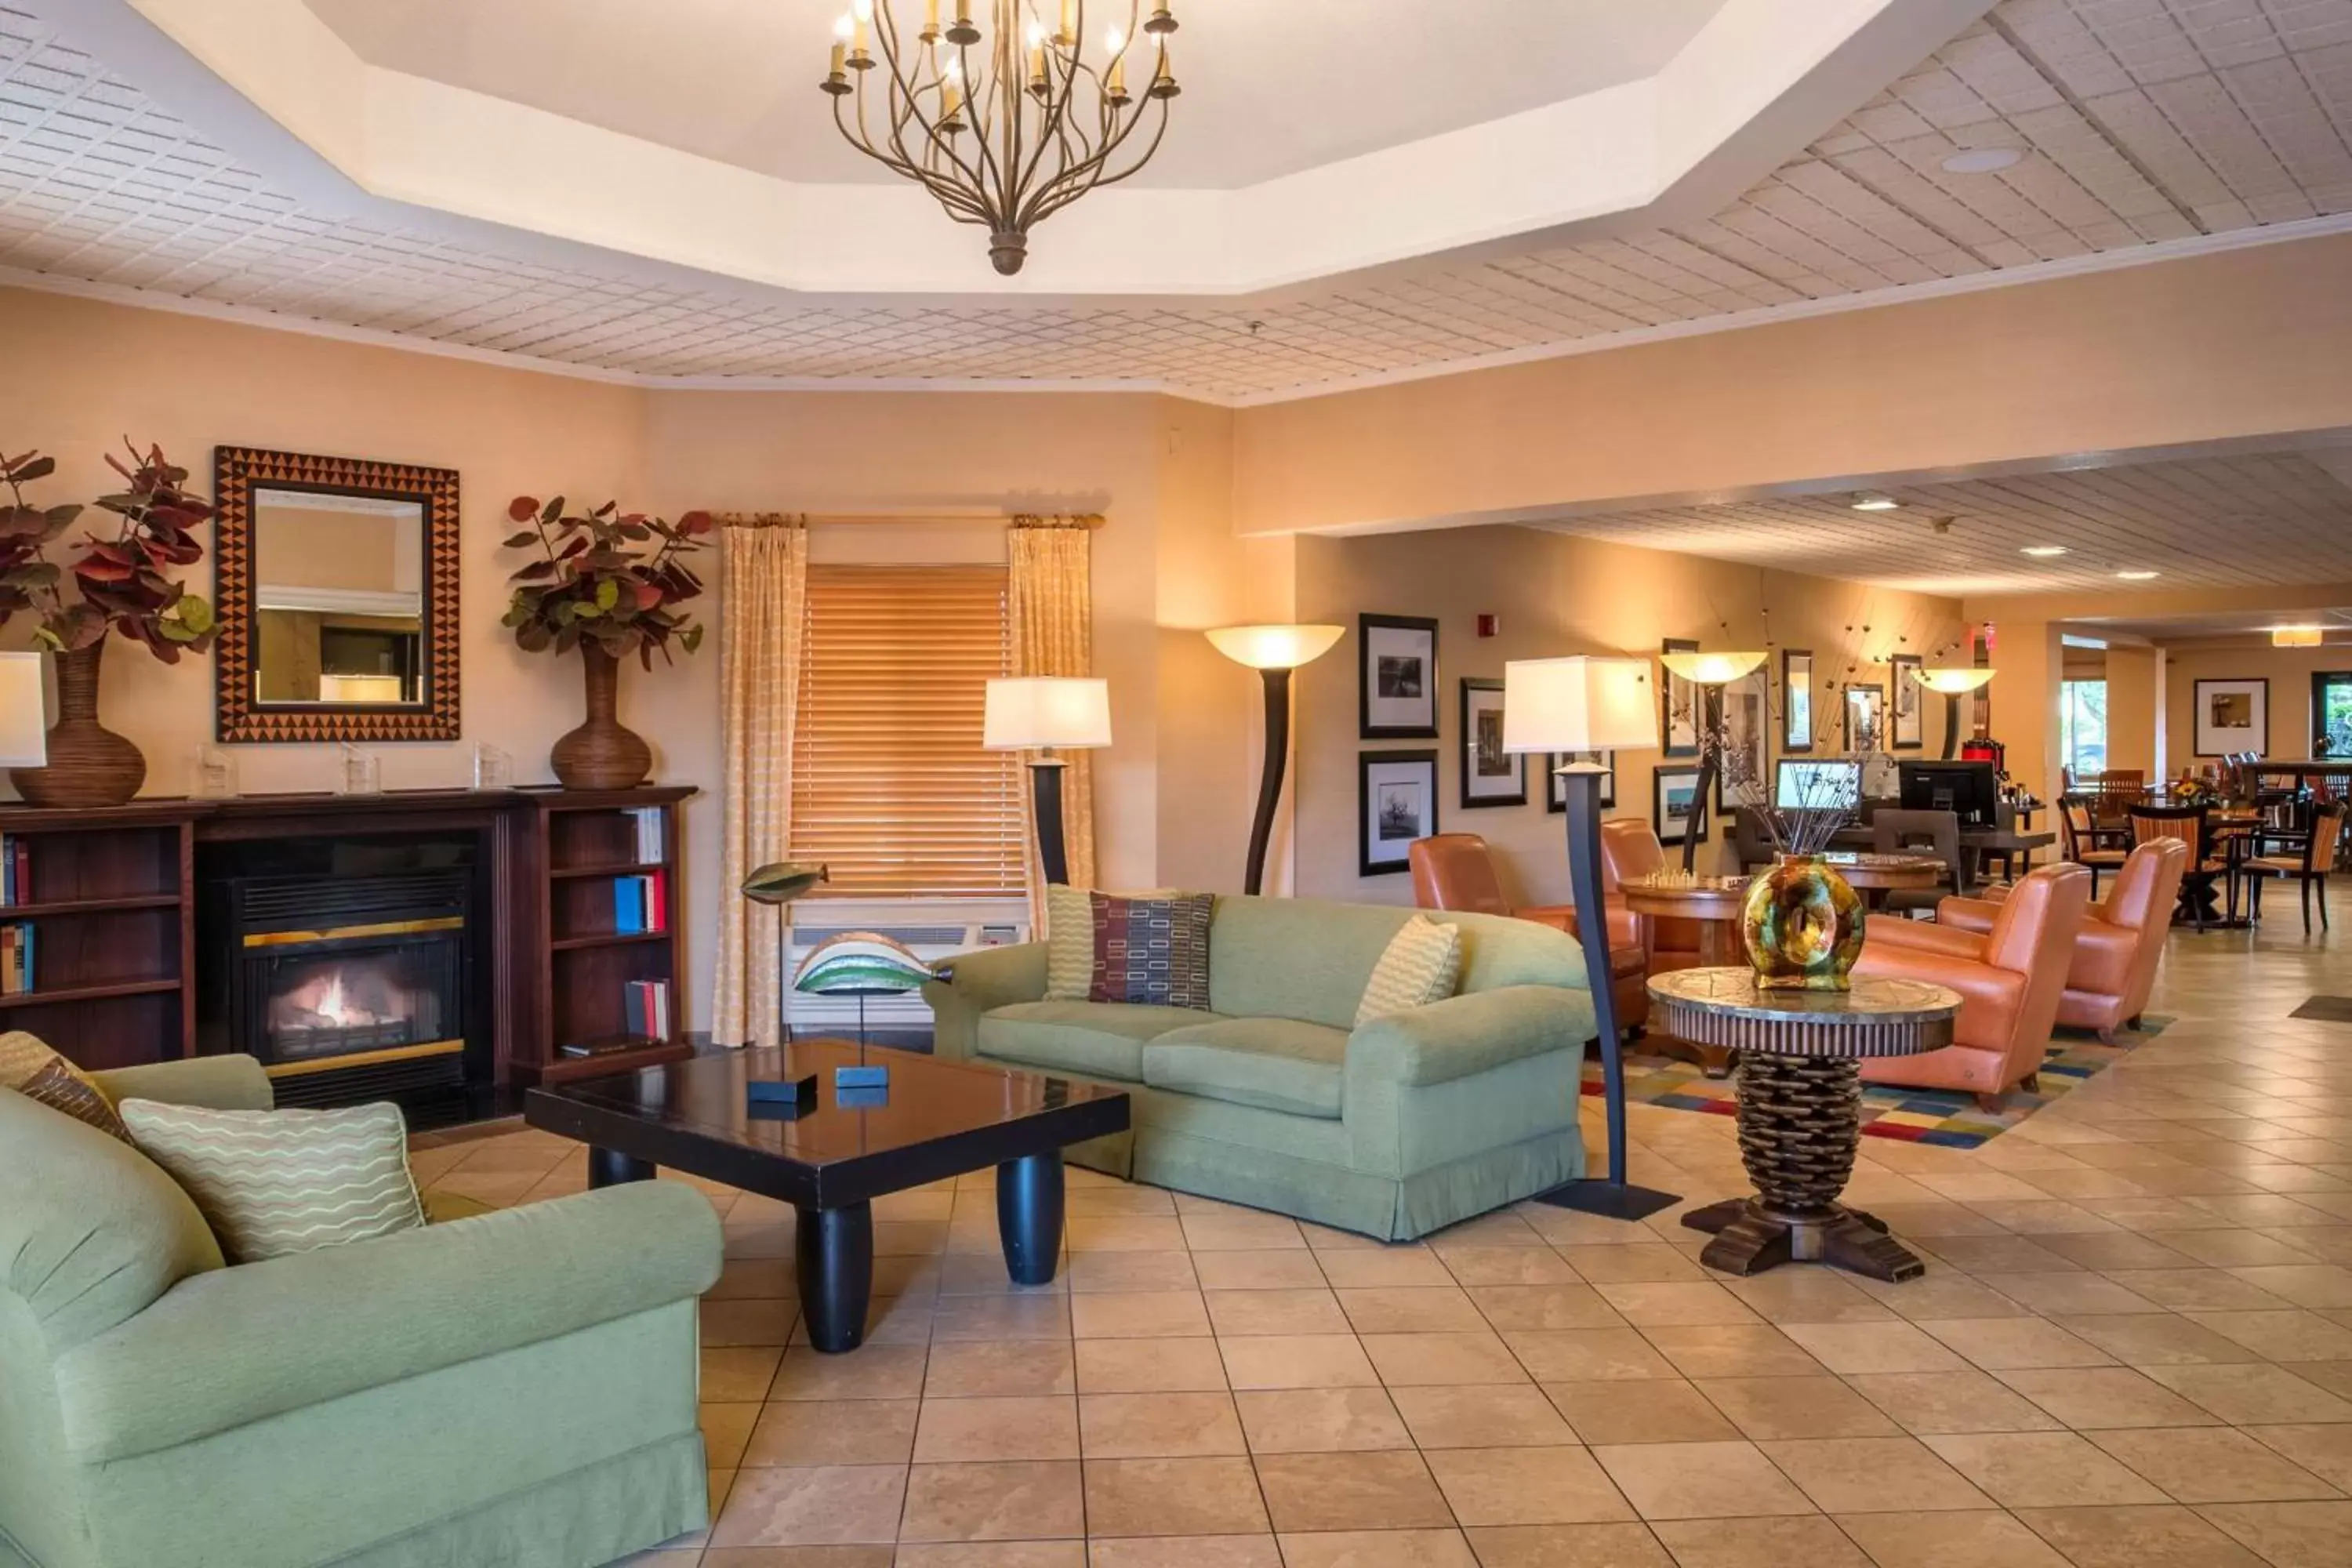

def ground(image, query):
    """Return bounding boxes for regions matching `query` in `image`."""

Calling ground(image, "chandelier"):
[822,0,1181,275]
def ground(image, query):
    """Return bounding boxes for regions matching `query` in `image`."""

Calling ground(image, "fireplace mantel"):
[0,785,696,1098]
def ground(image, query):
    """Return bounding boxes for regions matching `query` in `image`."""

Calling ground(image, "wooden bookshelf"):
[513,785,696,1087]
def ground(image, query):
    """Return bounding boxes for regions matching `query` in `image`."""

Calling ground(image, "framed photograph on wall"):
[1716,666,1771,814]
[1359,615,1439,739]
[1845,683,1886,754]
[1889,654,1924,750]
[1782,648,1813,753]
[1661,637,1700,757]
[2194,677,2268,757]
[1359,750,1439,876]
[1547,752,1617,813]
[1653,764,1708,846]
[1458,679,1526,808]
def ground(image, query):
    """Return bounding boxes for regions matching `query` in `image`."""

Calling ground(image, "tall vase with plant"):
[502,495,710,790]
[0,441,216,807]
[1736,758,1866,990]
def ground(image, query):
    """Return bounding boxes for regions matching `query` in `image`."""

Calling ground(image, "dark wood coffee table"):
[524,1040,1131,1352]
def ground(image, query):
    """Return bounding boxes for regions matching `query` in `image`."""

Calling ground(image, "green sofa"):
[0,1056,722,1568]
[924,895,1596,1240]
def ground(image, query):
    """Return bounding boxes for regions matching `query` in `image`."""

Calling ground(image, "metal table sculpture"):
[1646,967,1960,1283]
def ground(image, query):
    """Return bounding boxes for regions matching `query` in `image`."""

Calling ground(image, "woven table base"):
[1680,1051,1926,1282]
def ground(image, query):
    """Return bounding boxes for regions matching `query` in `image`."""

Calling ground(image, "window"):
[2061,679,2107,779]
[2316,673,2352,757]
[791,564,1022,898]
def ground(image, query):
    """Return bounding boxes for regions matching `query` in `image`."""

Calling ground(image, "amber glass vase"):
[1740,854,1865,991]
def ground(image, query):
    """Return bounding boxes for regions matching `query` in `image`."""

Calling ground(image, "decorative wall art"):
[1845,683,1886,754]
[1660,638,1700,757]
[1359,615,1439,739]
[1781,648,1813,753]
[2194,677,2268,757]
[1716,665,1771,813]
[1547,751,1616,813]
[1890,653,1923,750]
[1653,764,1708,846]
[1458,678,1526,808]
[1359,750,1439,875]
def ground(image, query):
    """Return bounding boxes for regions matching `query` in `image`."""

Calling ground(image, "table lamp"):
[1913,666,1996,759]
[984,677,1111,887]
[1205,623,1344,895]
[1657,649,1768,871]
[0,652,46,768]
[1502,655,1679,1221]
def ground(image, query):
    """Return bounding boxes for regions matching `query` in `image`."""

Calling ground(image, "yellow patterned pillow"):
[1044,884,1182,1000]
[0,1029,130,1142]
[119,1099,425,1264]
[1355,915,1465,1026]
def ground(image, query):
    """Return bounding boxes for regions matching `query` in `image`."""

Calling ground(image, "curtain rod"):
[717,511,808,529]
[720,511,1105,530]
[1010,513,1105,530]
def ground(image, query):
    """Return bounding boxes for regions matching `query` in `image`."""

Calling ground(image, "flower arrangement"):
[0,440,217,660]
[499,495,711,665]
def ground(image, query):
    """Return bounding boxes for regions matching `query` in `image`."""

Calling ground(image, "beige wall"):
[1290,525,1965,906]
[2164,639,2352,762]
[1232,234,2352,536]
[2105,646,2161,779]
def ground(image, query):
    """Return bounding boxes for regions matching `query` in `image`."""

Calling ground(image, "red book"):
[648,870,667,933]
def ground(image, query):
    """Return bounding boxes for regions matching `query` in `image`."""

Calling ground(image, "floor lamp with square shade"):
[983,677,1111,887]
[0,652,45,768]
[1502,655,1680,1221]
[1657,648,1768,871]
[1205,623,1344,895]
[1914,666,1995,758]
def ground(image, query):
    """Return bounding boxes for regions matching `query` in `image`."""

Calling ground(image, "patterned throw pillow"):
[1044,884,1098,1000]
[1087,892,1214,1009]
[1355,914,1465,1026]
[119,1099,426,1265]
[0,1029,130,1142]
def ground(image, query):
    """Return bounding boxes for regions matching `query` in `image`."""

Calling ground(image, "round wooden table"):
[1649,967,1960,1283]
[1817,851,1946,895]
[1619,874,1750,1076]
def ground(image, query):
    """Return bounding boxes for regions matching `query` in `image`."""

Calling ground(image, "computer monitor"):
[1899,760,2000,827]
[1775,758,1861,811]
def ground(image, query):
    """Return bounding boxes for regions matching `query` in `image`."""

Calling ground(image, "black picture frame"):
[1458,678,1526,808]
[1359,615,1439,739]
[1715,665,1771,815]
[2194,677,2269,757]
[1782,648,1813,753]
[1661,637,1700,757]
[1653,764,1708,846]
[1846,683,1886,754]
[1547,752,1616,813]
[1890,654,1924,750]
[1359,749,1439,876]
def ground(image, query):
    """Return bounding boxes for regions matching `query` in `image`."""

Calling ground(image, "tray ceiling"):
[0,0,2347,400]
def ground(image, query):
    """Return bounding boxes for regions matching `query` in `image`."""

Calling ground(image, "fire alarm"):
[1475,614,1498,638]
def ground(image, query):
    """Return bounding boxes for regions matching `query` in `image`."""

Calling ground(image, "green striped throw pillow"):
[1355,914,1464,1026]
[119,1099,426,1264]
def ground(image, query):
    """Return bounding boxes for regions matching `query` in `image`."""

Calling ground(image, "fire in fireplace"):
[263,947,448,1064]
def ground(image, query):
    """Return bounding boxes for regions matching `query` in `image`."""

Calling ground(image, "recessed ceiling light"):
[2116,569,2159,580]
[2020,546,2070,557]
[1849,492,1901,512]
[1942,147,2024,175]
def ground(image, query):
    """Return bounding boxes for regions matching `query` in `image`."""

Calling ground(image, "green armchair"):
[1,1056,722,1568]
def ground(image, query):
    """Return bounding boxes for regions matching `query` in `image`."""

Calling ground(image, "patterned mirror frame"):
[213,446,462,742]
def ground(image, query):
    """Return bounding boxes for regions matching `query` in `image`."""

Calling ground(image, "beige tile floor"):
[412,924,2352,1568]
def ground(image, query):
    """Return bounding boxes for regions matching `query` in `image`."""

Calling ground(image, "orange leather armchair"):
[1599,819,1704,974]
[1905,839,2185,1041]
[1409,832,1649,1031]
[1852,863,2091,1109]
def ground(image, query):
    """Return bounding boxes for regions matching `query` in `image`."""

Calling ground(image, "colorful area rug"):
[1581,1016,2171,1149]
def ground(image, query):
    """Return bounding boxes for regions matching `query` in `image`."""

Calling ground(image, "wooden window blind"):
[792,564,1022,898]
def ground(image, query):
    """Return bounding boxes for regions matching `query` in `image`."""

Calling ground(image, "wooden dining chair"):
[1872,808,1969,914]
[2129,803,2227,931]
[2059,794,2129,898]
[2239,800,2347,934]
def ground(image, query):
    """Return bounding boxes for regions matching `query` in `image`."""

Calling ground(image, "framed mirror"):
[214,448,460,742]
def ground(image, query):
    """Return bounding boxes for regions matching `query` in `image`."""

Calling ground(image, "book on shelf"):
[610,869,668,935]
[622,978,670,1041]
[0,835,28,906]
[627,805,664,865]
[0,922,34,995]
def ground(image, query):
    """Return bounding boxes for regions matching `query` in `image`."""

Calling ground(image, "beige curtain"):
[712,515,809,1048]
[1008,517,1100,925]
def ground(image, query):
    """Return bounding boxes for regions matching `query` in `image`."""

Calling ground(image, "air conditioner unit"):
[781,915,1027,1033]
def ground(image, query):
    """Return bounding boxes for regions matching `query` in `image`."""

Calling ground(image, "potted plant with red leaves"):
[0,440,216,807]
[500,495,710,789]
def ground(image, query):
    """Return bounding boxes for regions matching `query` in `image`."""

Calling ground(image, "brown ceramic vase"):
[9,641,145,808]
[549,645,652,790]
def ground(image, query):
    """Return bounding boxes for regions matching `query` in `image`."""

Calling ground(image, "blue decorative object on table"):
[747,1073,821,1105]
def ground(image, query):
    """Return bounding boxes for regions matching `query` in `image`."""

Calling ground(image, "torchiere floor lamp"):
[1657,648,1768,871]
[1205,624,1344,895]
[1501,655,1680,1221]
[983,677,1112,887]
[1914,666,1997,758]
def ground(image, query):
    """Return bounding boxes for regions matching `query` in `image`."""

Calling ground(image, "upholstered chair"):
[1409,832,1648,1030]
[1897,838,2186,1041]
[1598,819,1704,974]
[2238,799,2347,932]
[1851,863,2092,1109]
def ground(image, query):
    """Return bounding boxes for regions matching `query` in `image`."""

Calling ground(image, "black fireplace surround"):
[198,833,491,1109]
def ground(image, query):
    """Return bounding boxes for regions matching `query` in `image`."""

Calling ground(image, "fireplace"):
[201,839,485,1109]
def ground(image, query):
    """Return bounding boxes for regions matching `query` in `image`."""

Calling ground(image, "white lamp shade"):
[1204,623,1345,670]
[1501,656,1657,754]
[0,652,44,768]
[1914,666,1996,694]
[1657,649,1768,685]
[982,677,1112,750]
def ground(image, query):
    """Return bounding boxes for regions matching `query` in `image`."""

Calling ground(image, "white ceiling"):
[1529,448,2352,595]
[0,0,2346,399]
[301,0,1731,191]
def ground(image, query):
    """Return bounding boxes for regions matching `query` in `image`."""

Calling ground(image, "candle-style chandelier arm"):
[850,2,996,221]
